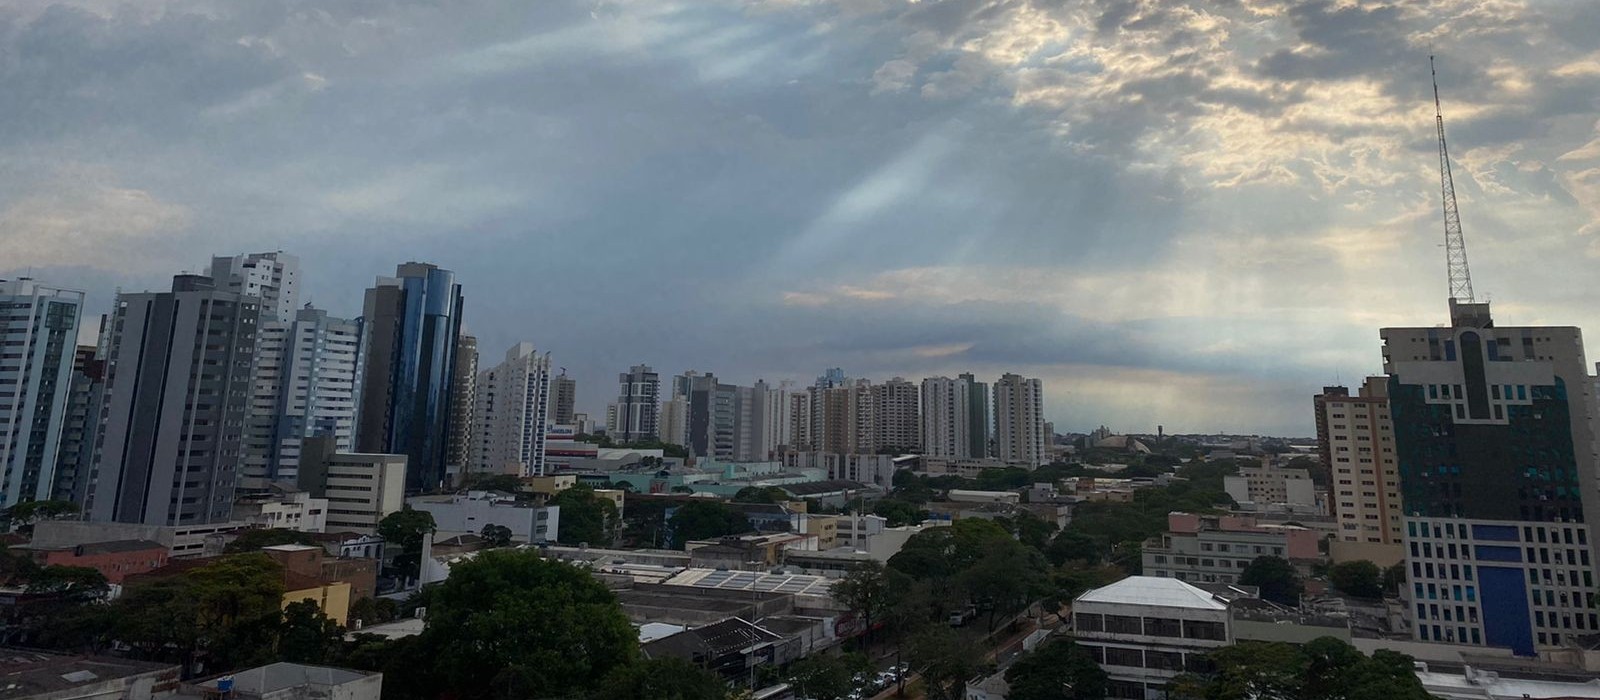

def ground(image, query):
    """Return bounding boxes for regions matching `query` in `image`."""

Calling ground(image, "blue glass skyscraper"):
[358,263,464,493]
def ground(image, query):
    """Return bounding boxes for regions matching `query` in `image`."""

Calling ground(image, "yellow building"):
[282,577,353,626]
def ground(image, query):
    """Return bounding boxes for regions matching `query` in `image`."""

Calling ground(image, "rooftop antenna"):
[1433,55,1474,303]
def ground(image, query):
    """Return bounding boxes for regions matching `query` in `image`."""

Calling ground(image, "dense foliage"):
[1240,556,1304,607]
[1004,638,1107,700]
[667,501,752,546]
[1171,638,1434,700]
[551,484,621,546]
[377,508,437,580]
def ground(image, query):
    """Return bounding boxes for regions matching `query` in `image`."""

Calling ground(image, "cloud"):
[1,0,1597,436]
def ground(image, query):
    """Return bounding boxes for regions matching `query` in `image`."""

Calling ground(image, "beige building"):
[871,378,920,453]
[1224,459,1317,513]
[994,373,1046,467]
[1314,377,1402,546]
[298,437,407,534]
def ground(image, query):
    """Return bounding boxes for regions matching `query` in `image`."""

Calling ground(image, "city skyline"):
[4,1,1600,437]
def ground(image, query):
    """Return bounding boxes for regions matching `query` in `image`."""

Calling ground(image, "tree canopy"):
[1240,556,1303,607]
[1005,638,1107,700]
[592,657,729,700]
[550,484,621,547]
[400,549,639,699]
[1172,638,1433,700]
[377,508,437,580]
[1328,560,1383,599]
[667,501,751,546]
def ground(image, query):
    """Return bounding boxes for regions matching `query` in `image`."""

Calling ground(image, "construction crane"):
[1432,55,1474,303]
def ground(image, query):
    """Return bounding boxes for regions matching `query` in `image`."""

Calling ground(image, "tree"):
[1172,637,1433,700]
[463,473,524,494]
[2,499,79,534]
[872,498,927,527]
[225,528,319,553]
[277,600,341,664]
[411,549,638,699]
[786,652,872,700]
[1240,556,1303,607]
[593,657,729,699]
[348,596,398,627]
[1381,561,1406,596]
[831,561,890,645]
[1004,638,1107,700]
[1328,560,1383,599]
[481,524,514,547]
[668,501,751,546]
[1002,511,1057,552]
[378,508,437,580]
[113,554,286,671]
[551,485,620,546]
[908,626,979,700]
[1046,530,1105,566]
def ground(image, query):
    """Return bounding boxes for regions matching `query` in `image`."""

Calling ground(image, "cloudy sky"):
[3,0,1599,436]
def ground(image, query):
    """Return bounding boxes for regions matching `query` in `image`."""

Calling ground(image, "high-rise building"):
[1314,378,1402,547]
[551,372,577,426]
[994,373,1046,467]
[471,343,552,477]
[751,379,793,459]
[614,364,659,443]
[816,381,872,455]
[53,343,105,505]
[243,306,366,484]
[959,372,991,458]
[1383,300,1600,653]
[0,279,84,510]
[788,392,812,451]
[872,378,920,453]
[356,263,464,493]
[209,251,300,322]
[90,275,258,524]
[921,376,971,458]
[446,333,478,474]
[680,373,729,460]
[810,368,848,452]
[659,395,689,447]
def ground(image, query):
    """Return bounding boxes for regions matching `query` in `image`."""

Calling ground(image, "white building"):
[209,251,301,322]
[243,306,366,483]
[297,436,406,535]
[659,395,689,447]
[920,376,972,458]
[1224,461,1318,514]
[782,453,897,490]
[407,491,559,544]
[0,279,84,510]
[471,342,552,477]
[233,488,329,533]
[994,373,1046,467]
[1073,576,1233,699]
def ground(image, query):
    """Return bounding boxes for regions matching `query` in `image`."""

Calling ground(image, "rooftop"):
[1076,576,1229,611]
[779,480,870,497]
[195,662,372,694]
[663,568,836,597]
[0,649,175,699]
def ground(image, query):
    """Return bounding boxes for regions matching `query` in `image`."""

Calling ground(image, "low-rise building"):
[0,648,178,700]
[1142,512,1322,584]
[297,437,406,535]
[1073,576,1233,699]
[183,662,381,700]
[921,457,1009,479]
[11,539,167,584]
[30,520,248,559]
[1224,460,1318,515]
[232,485,329,533]
[407,491,560,544]
[781,453,898,489]
[643,617,783,688]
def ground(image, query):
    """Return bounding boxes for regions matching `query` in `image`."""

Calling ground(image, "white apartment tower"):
[243,306,367,483]
[994,373,1046,467]
[209,251,300,322]
[0,279,84,509]
[920,376,971,458]
[472,343,552,477]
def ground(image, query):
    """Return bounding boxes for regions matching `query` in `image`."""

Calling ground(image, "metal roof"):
[1075,576,1229,610]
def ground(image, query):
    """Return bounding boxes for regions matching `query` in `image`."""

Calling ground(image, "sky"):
[2,0,1599,437]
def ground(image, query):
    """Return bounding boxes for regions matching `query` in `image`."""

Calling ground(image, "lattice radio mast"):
[1433,55,1474,303]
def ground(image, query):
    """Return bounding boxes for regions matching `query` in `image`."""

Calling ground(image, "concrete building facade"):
[0,279,84,510]
[297,436,407,534]
[90,275,258,525]
[1074,576,1233,700]
[1142,513,1321,584]
[408,491,559,543]
[53,344,104,505]
[1315,377,1403,546]
[471,342,552,477]
[871,378,920,453]
[920,376,971,458]
[244,306,366,483]
[209,251,300,322]
[551,372,576,426]
[445,333,478,476]
[994,373,1046,467]
[614,364,660,443]
[959,373,991,458]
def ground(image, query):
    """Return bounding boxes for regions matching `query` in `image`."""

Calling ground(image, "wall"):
[283,582,352,625]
